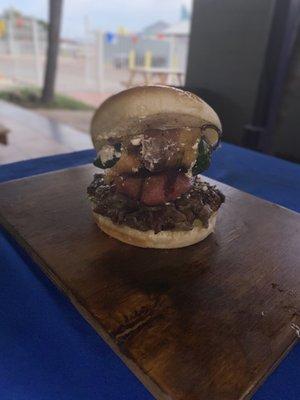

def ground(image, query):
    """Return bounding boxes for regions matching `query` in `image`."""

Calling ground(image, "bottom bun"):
[93,212,217,249]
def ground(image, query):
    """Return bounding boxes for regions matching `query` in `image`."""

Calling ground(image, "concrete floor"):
[37,109,94,134]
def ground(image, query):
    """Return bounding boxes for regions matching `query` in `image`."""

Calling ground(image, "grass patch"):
[0,87,94,110]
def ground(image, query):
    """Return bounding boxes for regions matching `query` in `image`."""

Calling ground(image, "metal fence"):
[84,31,189,92]
[0,17,189,95]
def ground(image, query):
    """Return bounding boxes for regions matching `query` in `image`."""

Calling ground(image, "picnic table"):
[124,66,185,87]
[0,137,299,399]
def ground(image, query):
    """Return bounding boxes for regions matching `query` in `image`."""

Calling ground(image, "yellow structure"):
[128,49,136,69]
[144,51,152,68]
[0,20,6,37]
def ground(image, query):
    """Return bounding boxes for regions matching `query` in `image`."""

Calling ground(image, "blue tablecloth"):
[1,143,299,400]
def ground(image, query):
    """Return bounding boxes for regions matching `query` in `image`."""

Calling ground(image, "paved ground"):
[0,54,127,93]
[37,109,93,134]
[67,92,111,108]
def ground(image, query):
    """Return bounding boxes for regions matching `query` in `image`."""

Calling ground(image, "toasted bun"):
[93,212,217,249]
[91,85,221,152]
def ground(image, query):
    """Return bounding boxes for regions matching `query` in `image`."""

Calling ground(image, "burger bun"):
[93,212,217,249]
[91,85,222,152]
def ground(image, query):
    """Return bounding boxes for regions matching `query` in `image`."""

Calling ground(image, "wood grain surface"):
[0,165,299,400]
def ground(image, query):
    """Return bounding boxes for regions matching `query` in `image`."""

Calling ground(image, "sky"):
[0,0,192,38]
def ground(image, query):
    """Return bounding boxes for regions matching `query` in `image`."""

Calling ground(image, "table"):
[124,67,185,88]
[0,100,92,164]
[1,143,299,400]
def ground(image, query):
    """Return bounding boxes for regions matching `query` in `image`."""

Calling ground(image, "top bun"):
[91,85,222,152]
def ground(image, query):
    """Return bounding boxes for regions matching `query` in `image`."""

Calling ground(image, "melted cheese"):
[98,145,115,164]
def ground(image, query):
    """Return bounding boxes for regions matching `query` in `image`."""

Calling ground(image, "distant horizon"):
[0,0,192,39]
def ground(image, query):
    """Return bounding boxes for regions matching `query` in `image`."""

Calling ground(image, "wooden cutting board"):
[1,165,300,400]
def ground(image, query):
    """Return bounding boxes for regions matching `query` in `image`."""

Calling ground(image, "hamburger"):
[87,85,225,248]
